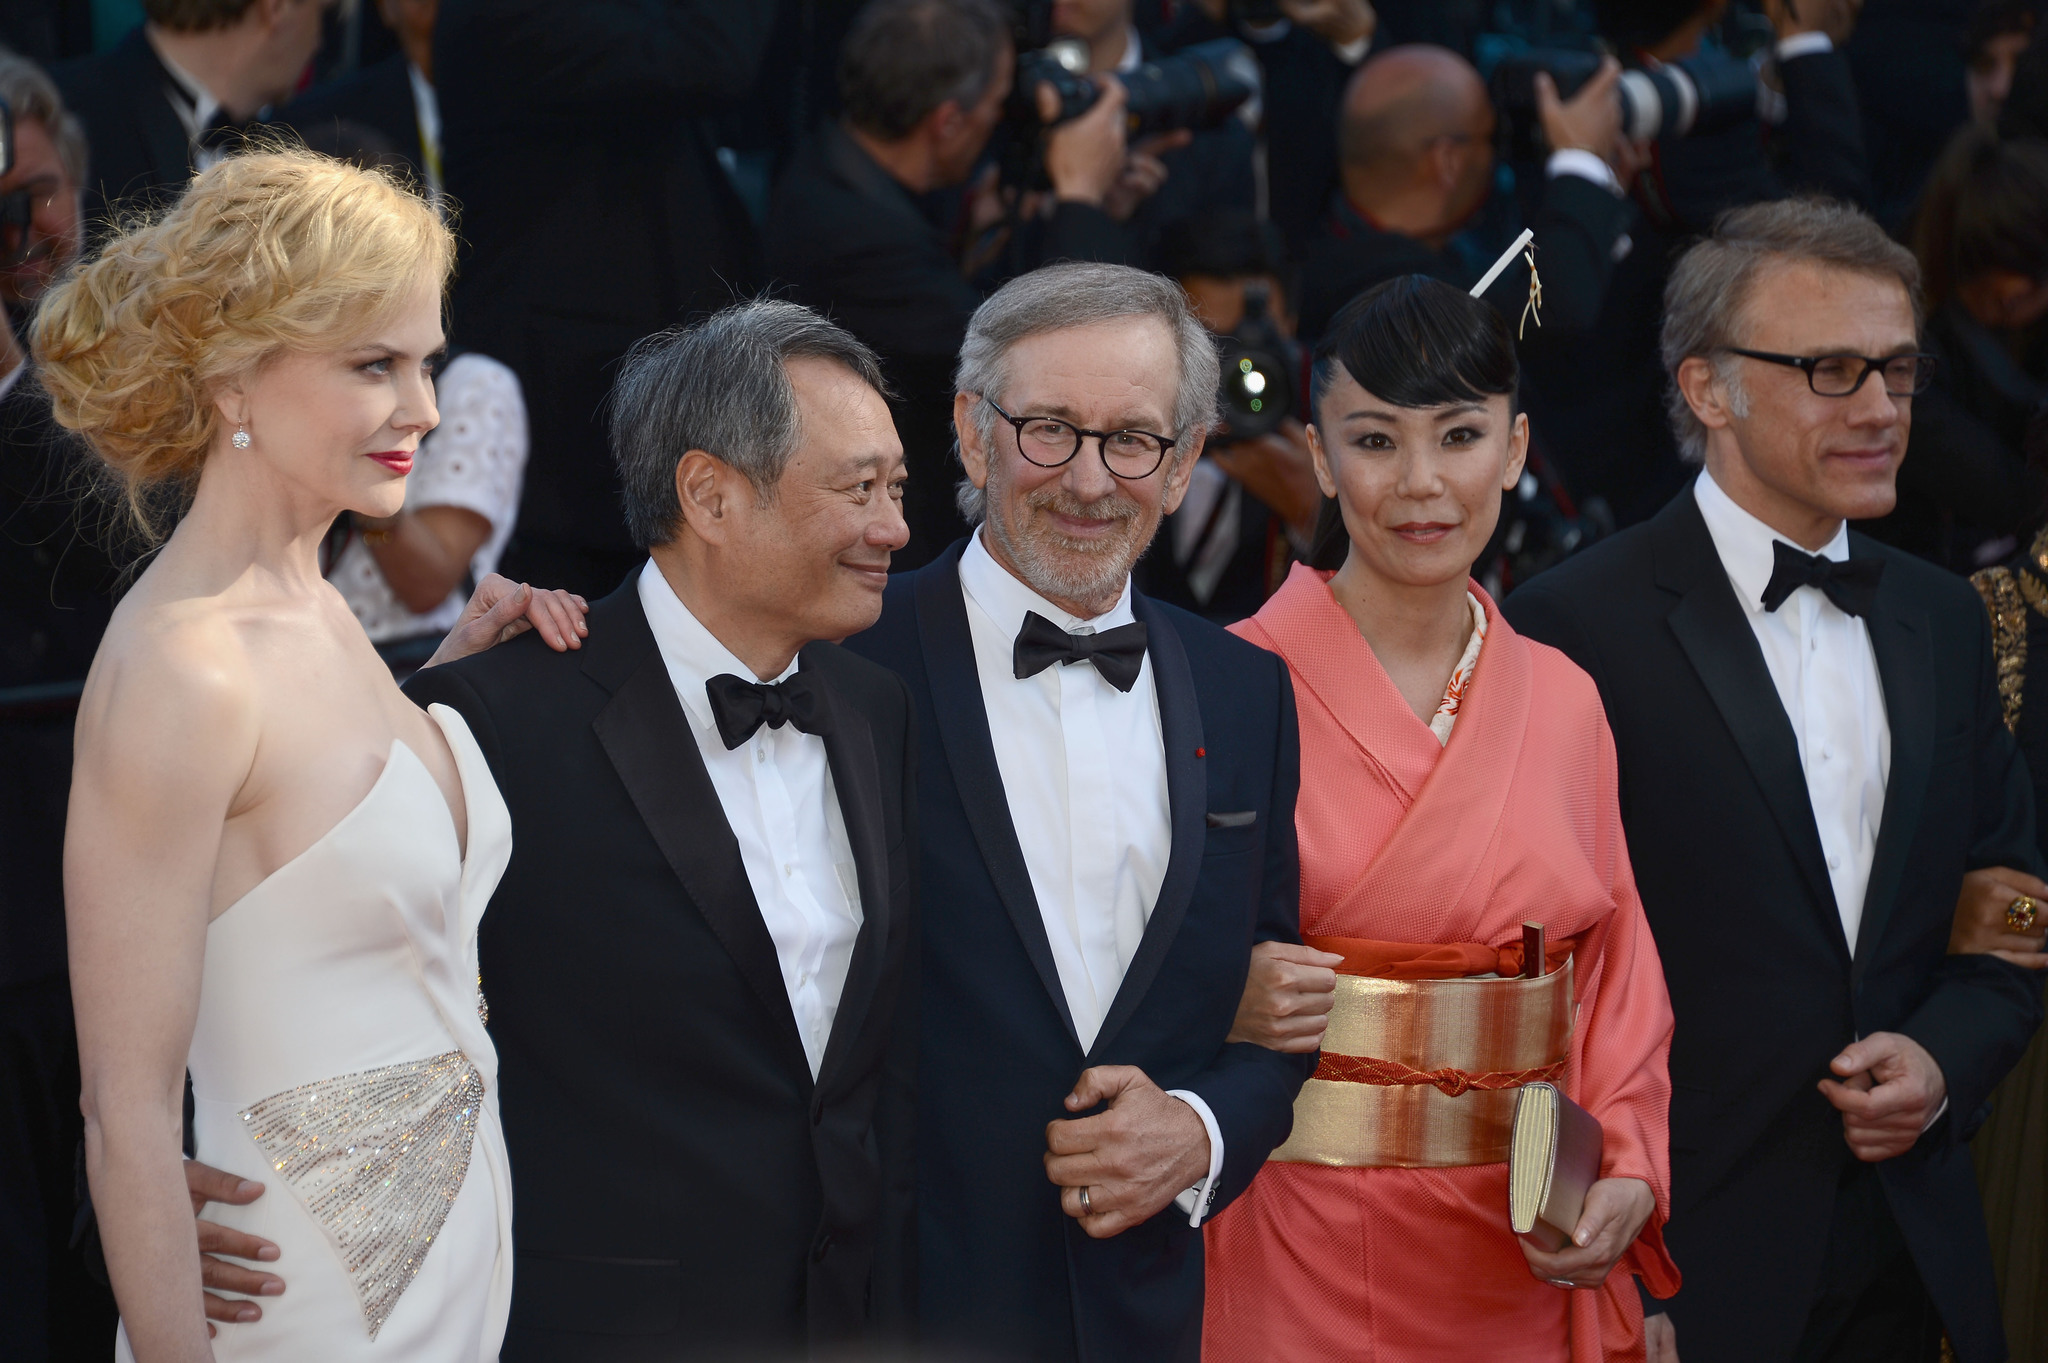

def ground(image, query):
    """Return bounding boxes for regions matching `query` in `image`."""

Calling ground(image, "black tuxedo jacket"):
[843,540,1311,1362]
[403,581,917,1361]
[277,53,425,187]
[434,1,773,561]
[52,26,194,237]
[1505,488,2044,1363]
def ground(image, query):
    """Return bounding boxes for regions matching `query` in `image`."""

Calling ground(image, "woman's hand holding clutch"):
[1228,941,1343,1053]
[1517,1176,1655,1290]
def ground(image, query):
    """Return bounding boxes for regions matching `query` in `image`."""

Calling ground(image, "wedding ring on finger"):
[1547,1278,1576,1290]
[1078,1185,1093,1215]
[2008,895,2039,933]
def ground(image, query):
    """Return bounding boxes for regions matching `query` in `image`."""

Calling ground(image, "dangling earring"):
[232,424,251,449]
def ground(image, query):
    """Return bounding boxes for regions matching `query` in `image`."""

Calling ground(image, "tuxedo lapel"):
[1657,494,1846,952]
[1853,576,1934,980]
[914,545,1081,1046]
[586,601,812,1082]
[1089,592,1206,1062]
[806,651,894,1088]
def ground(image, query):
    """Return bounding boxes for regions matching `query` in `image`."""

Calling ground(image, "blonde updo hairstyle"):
[34,147,454,538]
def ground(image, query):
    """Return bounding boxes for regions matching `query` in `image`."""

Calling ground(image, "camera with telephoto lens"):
[1488,47,1757,163]
[1010,35,1261,139]
[1213,281,1294,444]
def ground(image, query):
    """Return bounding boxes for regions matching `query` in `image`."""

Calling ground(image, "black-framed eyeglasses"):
[1722,347,1938,397]
[983,395,1178,480]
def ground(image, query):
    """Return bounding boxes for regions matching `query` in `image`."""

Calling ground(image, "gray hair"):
[839,0,1010,141]
[0,47,87,187]
[610,299,891,549]
[954,261,1220,522]
[1661,196,1921,464]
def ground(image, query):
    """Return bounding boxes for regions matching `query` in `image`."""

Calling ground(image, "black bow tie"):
[1012,611,1149,692]
[704,672,832,751]
[1760,540,1885,618]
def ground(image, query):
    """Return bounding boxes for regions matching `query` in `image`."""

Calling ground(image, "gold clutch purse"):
[1508,1080,1604,1251]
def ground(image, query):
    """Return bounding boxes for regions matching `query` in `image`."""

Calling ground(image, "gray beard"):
[982,471,1160,611]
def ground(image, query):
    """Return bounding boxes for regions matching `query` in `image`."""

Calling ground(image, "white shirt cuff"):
[1331,32,1372,65]
[1546,147,1623,195]
[1166,1089,1225,1227]
[1776,31,1834,61]
[1922,1096,1949,1134]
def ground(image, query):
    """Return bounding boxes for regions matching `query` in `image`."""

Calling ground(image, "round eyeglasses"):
[1722,347,1938,398]
[983,395,1177,480]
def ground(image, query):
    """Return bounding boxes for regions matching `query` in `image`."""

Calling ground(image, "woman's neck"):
[1327,555,1476,726]
[164,451,339,597]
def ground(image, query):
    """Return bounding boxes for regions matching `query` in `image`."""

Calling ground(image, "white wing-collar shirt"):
[1694,469,1890,954]
[957,528,1224,1225]
[637,560,863,1078]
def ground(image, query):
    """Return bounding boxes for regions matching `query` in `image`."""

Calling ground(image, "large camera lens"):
[1213,282,1293,442]
[1012,37,1259,136]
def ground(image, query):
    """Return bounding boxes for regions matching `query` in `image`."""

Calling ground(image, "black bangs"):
[1310,274,1519,417]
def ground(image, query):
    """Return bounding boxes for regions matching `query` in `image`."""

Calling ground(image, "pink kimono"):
[1204,565,1680,1361]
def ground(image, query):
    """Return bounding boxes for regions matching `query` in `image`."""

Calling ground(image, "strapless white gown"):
[115,704,515,1362]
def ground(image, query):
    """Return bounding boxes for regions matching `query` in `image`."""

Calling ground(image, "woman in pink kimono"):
[1203,277,1681,1361]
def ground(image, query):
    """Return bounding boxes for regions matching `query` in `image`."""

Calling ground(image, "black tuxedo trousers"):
[1507,488,2043,1363]
[405,581,917,1361]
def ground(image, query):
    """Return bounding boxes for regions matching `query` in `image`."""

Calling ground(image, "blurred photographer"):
[766,0,1137,569]
[0,44,122,1363]
[1141,207,1321,621]
[1296,43,1638,341]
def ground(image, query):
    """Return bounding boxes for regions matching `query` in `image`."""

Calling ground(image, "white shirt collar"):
[1114,25,1143,74]
[0,360,25,403]
[958,524,1137,636]
[1693,467,1850,618]
[407,62,440,149]
[148,35,222,138]
[636,558,800,735]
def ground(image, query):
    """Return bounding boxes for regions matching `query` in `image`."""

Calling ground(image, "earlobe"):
[1502,412,1530,490]
[1676,357,1730,430]
[1307,424,1338,498]
[953,392,990,490]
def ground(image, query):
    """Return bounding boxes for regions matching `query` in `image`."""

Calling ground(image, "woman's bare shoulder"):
[77,576,265,778]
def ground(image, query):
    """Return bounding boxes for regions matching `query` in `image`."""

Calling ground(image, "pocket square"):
[1205,810,1257,829]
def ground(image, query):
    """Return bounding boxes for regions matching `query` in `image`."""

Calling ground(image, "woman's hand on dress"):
[424,573,589,668]
[1227,940,1343,1052]
[183,1158,284,1332]
[1948,866,2048,968]
[1518,1176,1655,1288]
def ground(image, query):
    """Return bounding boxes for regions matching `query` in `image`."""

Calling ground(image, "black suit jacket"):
[843,540,1311,1362]
[277,53,424,186]
[51,26,194,237]
[763,122,1128,570]
[435,2,774,562]
[403,581,917,1361]
[1505,487,2044,1363]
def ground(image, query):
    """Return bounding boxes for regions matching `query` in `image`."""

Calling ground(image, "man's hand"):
[1535,57,1629,170]
[1210,419,1325,538]
[1645,1309,1679,1363]
[1949,866,2048,968]
[185,1159,283,1333]
[1227,939,1342,1052]
[1101,130,1191,223]
[1279,0,1376,50]
[1044,1066,1210,1238]
[1518,1176,1655,1288]
[423,573,588,668]
[1818,1031,1947,1161]
[1043,78,1130,208]
[1764,0,1864,45]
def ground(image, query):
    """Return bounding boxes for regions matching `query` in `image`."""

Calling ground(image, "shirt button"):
[784,863,795,876]
[755,748,766,764]
[1827,854,1841,871]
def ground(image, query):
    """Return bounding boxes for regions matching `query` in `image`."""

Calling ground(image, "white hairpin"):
[1469,228,1544,339]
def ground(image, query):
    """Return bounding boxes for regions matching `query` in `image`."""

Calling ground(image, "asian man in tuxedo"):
[845,261,1312,1362]
[1506,197,2044,1363]
[184,301,921,1361]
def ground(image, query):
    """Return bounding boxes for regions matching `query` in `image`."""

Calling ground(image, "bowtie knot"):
[1760,540,1885,618]
[1012,610,1150,692]
[704,671,832,751]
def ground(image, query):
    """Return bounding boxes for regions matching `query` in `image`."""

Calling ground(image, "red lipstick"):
[366,451,413,475]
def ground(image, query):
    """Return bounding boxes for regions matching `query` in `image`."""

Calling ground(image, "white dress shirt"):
[1694,470,1890,953]
[637,560,863,1077]
[957,530,1224,1224]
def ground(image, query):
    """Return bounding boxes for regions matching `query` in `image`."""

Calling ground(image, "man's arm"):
[1894,601,2045,1137]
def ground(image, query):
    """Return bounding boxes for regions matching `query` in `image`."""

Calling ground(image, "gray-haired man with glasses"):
[1507,197,2043,1363]
[845,260,1310,1361]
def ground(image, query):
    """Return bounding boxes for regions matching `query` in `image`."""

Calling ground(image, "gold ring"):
[2009,896,2039,933]
[1079,1185,1093,1215]
[1547,1278,1576,1290]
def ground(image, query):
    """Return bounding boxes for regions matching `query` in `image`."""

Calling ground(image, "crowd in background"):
[9,0,2048,1358]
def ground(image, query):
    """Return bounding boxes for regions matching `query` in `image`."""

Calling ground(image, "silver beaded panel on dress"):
[239,1051,485,1339]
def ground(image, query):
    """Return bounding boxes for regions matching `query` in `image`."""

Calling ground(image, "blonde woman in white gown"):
[39,150,586,1362]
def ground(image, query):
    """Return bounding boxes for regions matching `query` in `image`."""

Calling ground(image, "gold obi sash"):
[1268,937,1575,1169]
